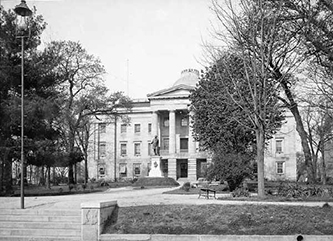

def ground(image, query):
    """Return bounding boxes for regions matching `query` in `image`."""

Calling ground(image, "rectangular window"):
[134,143,141,155]
[120,143,127,156]
[148,142,151,155]
[99,123,106,133]
[134,124,141,133]
[99,142,106,158]
[163,117,169,127]
[119,163,127,177]
[162,137,169,150]
[276,139,283,153]
[99,167,105,176]
[148,123,152,133]
[276,162,284,174]
[180,138,188,150]
[133,163,141,176]
[121,124,127,133]
[181,117,188,126]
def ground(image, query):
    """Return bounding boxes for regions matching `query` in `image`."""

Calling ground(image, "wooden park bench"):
[198,188,217,199]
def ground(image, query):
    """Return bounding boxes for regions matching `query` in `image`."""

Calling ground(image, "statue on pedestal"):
[151,135,160,156]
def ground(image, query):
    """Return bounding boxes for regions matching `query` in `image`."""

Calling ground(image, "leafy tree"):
[190,55,256,154]
[207,149,253,191]
[0,8,51,194]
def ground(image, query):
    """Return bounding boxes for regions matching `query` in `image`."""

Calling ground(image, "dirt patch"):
[104,204,333,235]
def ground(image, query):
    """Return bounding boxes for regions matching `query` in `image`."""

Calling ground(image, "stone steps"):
[0,228,81,236]
[0,214,80,222]
[0,208,81,241]
[0,221,81,229]
[0,237,80,241]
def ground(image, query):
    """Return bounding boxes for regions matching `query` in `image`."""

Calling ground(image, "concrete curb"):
[99,234,333,241]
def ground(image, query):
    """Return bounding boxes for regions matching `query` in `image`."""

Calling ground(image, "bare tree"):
[42,41,132,184]
[202,0,293,197]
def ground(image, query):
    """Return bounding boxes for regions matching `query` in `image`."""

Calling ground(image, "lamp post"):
[14,0,32,209]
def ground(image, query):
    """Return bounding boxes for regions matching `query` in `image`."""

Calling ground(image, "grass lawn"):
[104,204,333,235]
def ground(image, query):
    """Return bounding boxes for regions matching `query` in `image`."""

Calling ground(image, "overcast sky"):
[2,0,216,99]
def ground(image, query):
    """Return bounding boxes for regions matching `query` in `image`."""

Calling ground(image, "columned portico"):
[146,69,208,182]
[169,110,176,154]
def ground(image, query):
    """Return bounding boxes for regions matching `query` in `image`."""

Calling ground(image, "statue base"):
[148,156,163,177]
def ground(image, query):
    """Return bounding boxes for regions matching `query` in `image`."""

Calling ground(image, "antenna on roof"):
[127,59,129,97]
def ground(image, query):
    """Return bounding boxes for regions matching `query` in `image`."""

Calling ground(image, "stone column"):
[188,158,197,181]
[152,111,158,137]
[168,158,177,180]
[169,110,176,154]
[188,111,196,154]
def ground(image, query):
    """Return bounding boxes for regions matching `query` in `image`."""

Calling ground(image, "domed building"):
[86,68,299,183]
[87,69,210,182]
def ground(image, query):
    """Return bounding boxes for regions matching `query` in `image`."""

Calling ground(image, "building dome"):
[173,69,199,87]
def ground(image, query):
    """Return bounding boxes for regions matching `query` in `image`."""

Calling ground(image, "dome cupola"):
[172,69,199,87]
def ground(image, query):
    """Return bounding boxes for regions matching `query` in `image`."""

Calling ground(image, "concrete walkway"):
[0,186,332,210]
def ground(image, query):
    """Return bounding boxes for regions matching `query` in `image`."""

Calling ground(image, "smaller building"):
[264,113,301,181]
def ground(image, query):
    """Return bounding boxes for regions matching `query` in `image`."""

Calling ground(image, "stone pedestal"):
[148,156,163,177]
[81,201,118,241]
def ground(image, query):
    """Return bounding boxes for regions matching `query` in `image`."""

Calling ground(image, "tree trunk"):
[74,163,77,184]
[256,127,265,198]
[84,154,88,184]
[68,132,75,184]
[0,155,3,193]
[52,166,56,185]
[40,166,45,186]
[276,71,314,183]
[3,149,13,194]
[46,167,51,189]
[288,103,314,183]
[321,143,327,185]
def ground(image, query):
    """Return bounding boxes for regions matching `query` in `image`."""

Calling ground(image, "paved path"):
[1,186,332,210]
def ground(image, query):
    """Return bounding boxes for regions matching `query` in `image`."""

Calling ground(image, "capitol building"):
[87,69,299,182]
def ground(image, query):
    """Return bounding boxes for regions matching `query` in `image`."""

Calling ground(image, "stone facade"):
[87,69,210,182]
[264,113,301,181]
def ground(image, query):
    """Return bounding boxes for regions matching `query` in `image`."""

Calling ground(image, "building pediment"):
[147,84,195,100]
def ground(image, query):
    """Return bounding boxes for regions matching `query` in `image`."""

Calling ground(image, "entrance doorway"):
[196,159,207,178]
[161,159,168,178]
[176,159,188,179]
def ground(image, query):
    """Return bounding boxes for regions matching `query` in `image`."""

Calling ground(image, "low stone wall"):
[81,200,118,241]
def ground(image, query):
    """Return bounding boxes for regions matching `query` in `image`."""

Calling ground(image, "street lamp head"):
[14,0,32,17]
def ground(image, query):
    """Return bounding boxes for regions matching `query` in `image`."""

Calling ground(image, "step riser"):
[0,216,80,222]
[0,222,81,229]
[0,229,81,236]
[0,237,81,241]
[0,210,80,216]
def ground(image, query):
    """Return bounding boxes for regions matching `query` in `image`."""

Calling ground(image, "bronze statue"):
[151,135,160,155]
